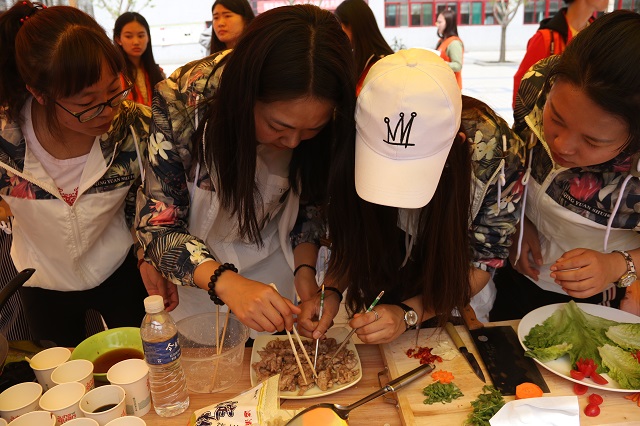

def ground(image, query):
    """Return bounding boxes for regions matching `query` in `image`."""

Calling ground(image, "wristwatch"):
[613,250,637,288]
[395,302,419,330]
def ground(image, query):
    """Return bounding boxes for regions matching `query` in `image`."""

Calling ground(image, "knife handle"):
[444,322,465,350]
[461,304,484,331]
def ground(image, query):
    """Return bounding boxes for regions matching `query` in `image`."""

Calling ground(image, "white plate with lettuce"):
[517,301,640,392]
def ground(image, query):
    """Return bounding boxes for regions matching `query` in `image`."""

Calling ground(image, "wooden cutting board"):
[380,322,640,426]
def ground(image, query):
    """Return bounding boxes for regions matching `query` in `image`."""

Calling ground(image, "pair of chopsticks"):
[285,325,317,385]
[215,306,230,355]
[265,282,318,384]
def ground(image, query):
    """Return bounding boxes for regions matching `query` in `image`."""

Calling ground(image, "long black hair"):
[335,0,393,80]
[327,97,475,325]
[436,9,459,48]
[113,12,164,94]
[209,0,255,54]
[196,5,356,245]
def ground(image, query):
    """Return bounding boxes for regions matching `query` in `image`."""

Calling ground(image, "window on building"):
[386,2,409,26]
[410,2,433,26]
[384,0,492,26]
[523,0,563,24]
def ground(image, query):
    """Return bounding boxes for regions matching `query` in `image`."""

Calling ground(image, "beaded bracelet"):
[319,286,343,303]
[293,263,316,276]
[208,262,238,306]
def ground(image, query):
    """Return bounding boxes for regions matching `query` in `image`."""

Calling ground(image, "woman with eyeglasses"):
[0,1,154,346]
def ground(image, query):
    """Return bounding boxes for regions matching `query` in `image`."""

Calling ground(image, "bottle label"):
[143,334,182,365]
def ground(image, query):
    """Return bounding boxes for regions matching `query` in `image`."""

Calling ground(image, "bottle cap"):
[144,295,164,313]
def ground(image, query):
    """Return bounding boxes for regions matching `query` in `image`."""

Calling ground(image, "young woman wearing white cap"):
[298,48,527,343]
[492,11,640,319]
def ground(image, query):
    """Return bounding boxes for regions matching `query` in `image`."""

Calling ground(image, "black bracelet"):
[208,263,238,306]
[319,286,343,303]
[294,263,316,276]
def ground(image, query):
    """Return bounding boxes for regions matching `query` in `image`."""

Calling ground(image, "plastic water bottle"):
[140,295,190,417]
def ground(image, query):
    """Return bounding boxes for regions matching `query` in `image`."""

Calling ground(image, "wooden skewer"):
[292,325,318,379]
[218,310,230,356]
[285,328,308,385]
[216,305,220,354]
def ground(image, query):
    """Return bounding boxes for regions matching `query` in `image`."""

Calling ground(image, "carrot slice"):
[515,382,544,399]
[431,370,455,384]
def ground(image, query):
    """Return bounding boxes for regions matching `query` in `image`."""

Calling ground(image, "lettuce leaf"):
[605,324,640,351]
[525,342,572,362]
[523,301,617,372]
[599,344,640,389]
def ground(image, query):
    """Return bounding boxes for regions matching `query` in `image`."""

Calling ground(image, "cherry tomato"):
[588,393,604,405]
[584,403,601,417]
[573,383,588,395]
[591,372,609,385]
[570,369,585,380]
[576,358,597,378]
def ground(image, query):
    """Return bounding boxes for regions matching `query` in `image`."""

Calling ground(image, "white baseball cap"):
[355,48,462,208]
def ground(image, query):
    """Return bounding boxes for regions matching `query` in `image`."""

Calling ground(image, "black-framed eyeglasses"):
[55,84,134,123]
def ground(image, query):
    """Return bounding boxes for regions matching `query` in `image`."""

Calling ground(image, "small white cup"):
[30,347,72,391]
[79,385,126,426]
[63,419,100,426]
[0,381,43,422]
[106,359,150,417]
[5,410,55,426]
[52,359,95,393]
[39,381,86,425]
[104,416,146,426]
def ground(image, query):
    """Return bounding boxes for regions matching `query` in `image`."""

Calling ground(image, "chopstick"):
[326,290,384,366]
[292,325,318,379]
[218,310,230,355]
[313,283,325,370]
[285,328,308,385]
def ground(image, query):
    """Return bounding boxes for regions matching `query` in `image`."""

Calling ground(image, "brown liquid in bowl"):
[93,348,144,374]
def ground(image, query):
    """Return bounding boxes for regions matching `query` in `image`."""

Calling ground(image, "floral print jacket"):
[135,52,325,287]
[465,99,527,274]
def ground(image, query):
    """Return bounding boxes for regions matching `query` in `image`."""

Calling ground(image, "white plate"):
[517,303,640,392]
[250,327,362,399]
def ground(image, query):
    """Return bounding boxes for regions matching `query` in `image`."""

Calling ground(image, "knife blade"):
[444,322,485,382]
[460,305,549,396]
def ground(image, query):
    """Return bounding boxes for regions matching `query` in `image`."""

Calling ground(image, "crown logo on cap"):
[384,112,417,148]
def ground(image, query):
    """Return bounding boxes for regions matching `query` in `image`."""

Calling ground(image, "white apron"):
[169,146,299,338]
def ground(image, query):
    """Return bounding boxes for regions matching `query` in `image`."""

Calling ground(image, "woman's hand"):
[550,249,627,298]
[216,278,300,333]
[139,261,179,311]
[508,216,543,280]
[296,292,340,339]
[351,304,406,344]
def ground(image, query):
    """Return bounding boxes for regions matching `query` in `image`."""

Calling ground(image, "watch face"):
[619,273,637,288]
[405,310,419,326]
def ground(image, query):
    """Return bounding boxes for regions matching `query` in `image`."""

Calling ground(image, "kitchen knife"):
[444,322,485,383]
[460,305,549,396]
